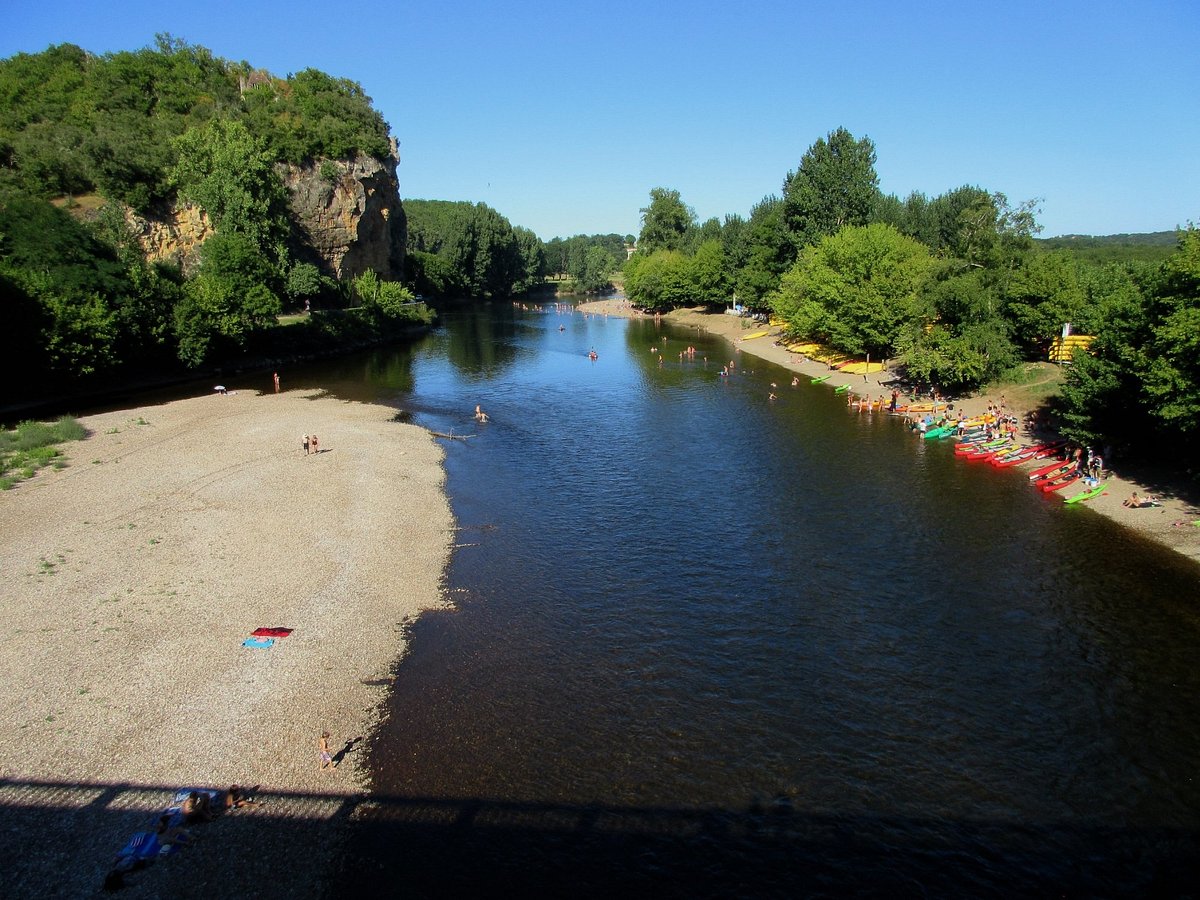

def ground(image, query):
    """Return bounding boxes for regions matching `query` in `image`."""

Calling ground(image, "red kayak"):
[1030,459,1075,481]
[1040,471,1081,493]
[965,441,1015,461]
[1032,439,1067,459]
[991,447,1039,467]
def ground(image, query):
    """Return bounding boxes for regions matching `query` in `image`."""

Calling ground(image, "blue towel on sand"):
[242,637,275,649]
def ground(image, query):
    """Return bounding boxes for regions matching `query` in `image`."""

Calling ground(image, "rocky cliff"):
[130,153,406,281]
[283,153,406,281]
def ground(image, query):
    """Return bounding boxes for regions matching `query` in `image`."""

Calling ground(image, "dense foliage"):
[622,126,1198,462]
[1035,231,1178,266]
[404,199,545,299]
[0,37,426,395]
[543,233,630,293]
[0,36,392,208]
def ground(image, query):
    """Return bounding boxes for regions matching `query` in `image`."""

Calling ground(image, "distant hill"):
[1035,231,1179,265]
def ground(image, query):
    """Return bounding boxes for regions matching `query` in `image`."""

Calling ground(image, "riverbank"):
[579,298,1200,563]
[0,388,454,896]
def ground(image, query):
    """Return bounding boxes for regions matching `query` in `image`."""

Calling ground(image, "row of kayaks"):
[930,426,1106,503]
[806,377,1108,505]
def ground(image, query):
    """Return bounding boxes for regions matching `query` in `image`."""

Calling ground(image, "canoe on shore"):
[1064,482,1107,504]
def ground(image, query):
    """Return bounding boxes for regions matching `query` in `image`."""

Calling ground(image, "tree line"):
[623,127,1197,462]
[0,37,427,396]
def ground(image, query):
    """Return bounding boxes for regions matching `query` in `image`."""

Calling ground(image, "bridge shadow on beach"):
[1,777,1196,899]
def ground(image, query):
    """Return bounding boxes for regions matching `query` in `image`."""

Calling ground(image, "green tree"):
[782,127,880,250]
[170,118,290,260]
[173,231,281,365]
[771,223,932,357]
[624,250,690,311]
[512,226,546,294]
[403,200,528,298]
[687,240,730,306]
[1004,251,1086,352]
[286,261,322,308]
[637,187,695,253]
[731,195,792,308]
[573,245,614,293]
[1141,228,1200,436]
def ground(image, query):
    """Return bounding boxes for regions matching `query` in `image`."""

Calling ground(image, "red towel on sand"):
[251,627,293,638]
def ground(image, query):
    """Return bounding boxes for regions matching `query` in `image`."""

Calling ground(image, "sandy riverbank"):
[580,298,1200,563]
[0,388,454,896]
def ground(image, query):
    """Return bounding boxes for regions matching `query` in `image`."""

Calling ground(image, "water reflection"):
[307,300,1200,895]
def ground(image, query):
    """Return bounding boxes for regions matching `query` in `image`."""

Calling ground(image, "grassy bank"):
[0,416,87,489]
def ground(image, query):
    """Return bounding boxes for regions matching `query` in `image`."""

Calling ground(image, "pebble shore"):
[0,388,453,896]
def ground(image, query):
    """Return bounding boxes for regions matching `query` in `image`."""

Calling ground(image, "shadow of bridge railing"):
[1,776,1196,899]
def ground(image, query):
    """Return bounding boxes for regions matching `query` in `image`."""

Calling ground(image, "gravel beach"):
[0,388,453,897]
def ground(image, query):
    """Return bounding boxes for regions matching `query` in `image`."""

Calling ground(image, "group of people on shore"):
[103,786,259,889]
[301,433,320,454]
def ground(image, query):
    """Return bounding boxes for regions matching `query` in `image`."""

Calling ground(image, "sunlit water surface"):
[300,301,1200,897]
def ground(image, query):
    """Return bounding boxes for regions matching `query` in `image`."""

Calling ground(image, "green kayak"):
[834,383,851,393]
[811,374,832,384]
[1064,483,1106,504]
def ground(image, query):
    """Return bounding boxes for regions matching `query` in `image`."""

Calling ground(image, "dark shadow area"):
[2,777,1196,899]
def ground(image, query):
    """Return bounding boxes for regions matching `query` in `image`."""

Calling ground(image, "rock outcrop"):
[131,153,406,281]
[283,154,406,280]
[125,204,215,277]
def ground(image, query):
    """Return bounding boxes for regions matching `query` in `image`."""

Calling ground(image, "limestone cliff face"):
[132,153,406,280]
[283,154,406,280]
[125,204,214,277]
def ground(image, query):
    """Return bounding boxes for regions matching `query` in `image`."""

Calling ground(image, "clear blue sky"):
[3,0,1197,241]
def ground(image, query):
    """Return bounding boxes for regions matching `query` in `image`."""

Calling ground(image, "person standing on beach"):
[319,731,334,769]
[302,434,310,455]
[273,372,280,393]
[311,434,319,454]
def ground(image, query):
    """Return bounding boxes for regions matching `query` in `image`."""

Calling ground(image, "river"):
[303,300,1200,897]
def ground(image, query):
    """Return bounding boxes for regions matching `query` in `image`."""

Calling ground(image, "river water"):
[308,301,1200,897]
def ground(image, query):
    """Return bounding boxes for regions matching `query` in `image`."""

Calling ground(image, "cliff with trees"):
[0,36,424,400]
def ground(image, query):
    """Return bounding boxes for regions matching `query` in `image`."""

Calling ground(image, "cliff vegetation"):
[0,35,426,400]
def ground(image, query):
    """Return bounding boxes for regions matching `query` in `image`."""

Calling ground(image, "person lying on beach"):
[181,791,213,823]
[1123,493,1161,508]
[225,785,260,809]
[155,815,195,846]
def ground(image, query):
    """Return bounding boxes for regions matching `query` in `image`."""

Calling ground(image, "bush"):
[0,416,86,488]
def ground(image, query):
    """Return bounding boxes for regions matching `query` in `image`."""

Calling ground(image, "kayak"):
[964,441,1015,461]
[922,426,950,440]
[1030,459,1074,480]
[1064,482,1106,504]
[1040,471,1080,493]
[740,330,770,340]
[1032,439,1068,459]
[811,374,832,384]
[955,437,1009,456]
[952,431,989,447]
[834,384,851,393]
[991,447,1038,467]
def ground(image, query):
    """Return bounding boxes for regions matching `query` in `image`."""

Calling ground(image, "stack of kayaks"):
[898,400,1111,504]
[1039,466,1081,493]
[955,437,1011,458]
[1029,458,1075,482]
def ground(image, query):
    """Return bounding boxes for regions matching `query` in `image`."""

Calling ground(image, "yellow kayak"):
[739,331,770,341]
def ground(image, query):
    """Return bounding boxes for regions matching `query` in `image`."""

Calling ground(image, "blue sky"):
[2,0,1197,241]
